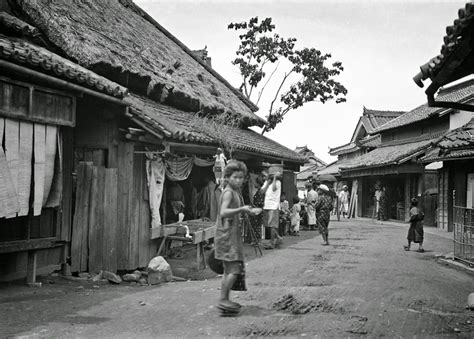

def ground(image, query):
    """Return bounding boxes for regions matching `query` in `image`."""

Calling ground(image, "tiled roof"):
[0,11,40,39]
[126,94,304,163]
[376,79,474,132]
[0,34,128,98]
[340,138,435,171]
[358,134,381,148]
[361,107,405,133]
[329,142,358,156]
[297,164,320,181]
[330,107,403,156]
[414,3,474,87]
[421,118,474,162]
[294,146,326,166]
[317,160,350,176]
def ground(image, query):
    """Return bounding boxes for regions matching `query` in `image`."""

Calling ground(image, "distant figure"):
[338,185,350,218]
[374,186,387,220]
[290,196,302,236]
[315,184,334,246]
[279,192,290,236]
[404,198,425,253]
[213,148,227,187]
[305,182,318,230]
[263,173,283,249]
[250,170,269,241]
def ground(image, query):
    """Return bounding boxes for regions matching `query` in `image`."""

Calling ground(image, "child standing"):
[214,161,257,314]
[213,148,227,187]
[290,197,301,236]
[279,192,290,236]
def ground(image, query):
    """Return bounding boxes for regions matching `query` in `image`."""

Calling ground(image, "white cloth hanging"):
[146,156,166,227]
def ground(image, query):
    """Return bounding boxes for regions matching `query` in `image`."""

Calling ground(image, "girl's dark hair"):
[224,160,247,178]
[293,196,300,204]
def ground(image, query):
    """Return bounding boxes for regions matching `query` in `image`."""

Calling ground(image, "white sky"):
[135,0,466,163]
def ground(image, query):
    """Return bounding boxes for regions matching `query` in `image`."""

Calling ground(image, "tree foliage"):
[228,17,348,133]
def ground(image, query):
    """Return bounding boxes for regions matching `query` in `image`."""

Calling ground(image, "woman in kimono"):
[315,184,334,246]
[404,198,425,252]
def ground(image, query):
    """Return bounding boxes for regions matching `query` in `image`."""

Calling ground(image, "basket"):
[268,163,284,175]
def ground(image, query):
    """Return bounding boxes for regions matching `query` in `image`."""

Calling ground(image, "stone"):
[147,256,173,285]
[468,293,474,310]
[90,271,103,282]
[122,273,141,282]
[78,272,89,278]
[139,278,148,286]
[102,271,122,284]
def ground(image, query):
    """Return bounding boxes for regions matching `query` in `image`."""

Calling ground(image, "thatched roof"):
[14,0,263,125]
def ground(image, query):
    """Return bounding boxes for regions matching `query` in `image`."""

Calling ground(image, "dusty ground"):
[2,218,473,338]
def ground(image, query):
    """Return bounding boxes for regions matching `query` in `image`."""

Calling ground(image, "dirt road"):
[3,219,473,338]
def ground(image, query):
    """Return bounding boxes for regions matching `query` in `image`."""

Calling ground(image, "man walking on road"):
[263,174,283,249]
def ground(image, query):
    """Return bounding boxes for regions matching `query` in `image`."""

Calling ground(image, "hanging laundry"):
[45,128,63,208]
[18,121,33,216]
[43,125,57,206]
[33,123,46,216]
[146,155,165,227]
[0,118,20,217]
[165,157,194,181]
[4,119,20,218]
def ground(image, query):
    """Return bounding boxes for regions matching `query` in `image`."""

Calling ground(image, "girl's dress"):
[215,187,244,262]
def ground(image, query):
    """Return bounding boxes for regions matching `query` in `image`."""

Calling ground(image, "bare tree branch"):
[256,62,280,105]
[269,70,293,115]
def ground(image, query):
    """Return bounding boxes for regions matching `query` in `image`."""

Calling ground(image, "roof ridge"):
[438,78,474,96]
[363,106,406,117]
[378,131,445,148]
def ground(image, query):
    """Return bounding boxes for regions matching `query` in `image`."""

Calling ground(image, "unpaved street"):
[5,219,474,338]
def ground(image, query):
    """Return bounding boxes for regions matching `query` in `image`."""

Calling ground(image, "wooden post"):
[26,250,37,284]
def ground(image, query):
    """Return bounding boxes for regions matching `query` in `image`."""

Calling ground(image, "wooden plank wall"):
[70,144,157,273]
[116,143,157,270]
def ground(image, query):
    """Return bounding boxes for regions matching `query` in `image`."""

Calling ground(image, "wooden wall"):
[70,97,158,273]
[380,115,449,144]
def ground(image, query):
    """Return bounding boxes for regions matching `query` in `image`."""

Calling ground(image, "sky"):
[135,0,467,163]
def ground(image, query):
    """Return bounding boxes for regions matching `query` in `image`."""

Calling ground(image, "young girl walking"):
[214,160,259,314]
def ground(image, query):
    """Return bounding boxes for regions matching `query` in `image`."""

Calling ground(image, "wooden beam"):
[0,238,62,254]
[26,250,37,284]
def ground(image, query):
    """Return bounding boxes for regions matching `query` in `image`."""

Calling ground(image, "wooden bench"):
[150,220,216,269]
[0,238,64,284]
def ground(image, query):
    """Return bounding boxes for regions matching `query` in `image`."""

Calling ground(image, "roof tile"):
[0,33,128,98]
[126,94,304,163]
[376,79,474,132]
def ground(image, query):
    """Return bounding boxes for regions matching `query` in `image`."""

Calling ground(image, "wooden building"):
[0,11,128,281]
[1,0,303,281]
[295,146,326,193]
[414,3,474,263]
[340,82,474,223]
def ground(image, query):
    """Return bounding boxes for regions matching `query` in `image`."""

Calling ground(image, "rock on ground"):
[102,271,122,284]
[147,256,173,285]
